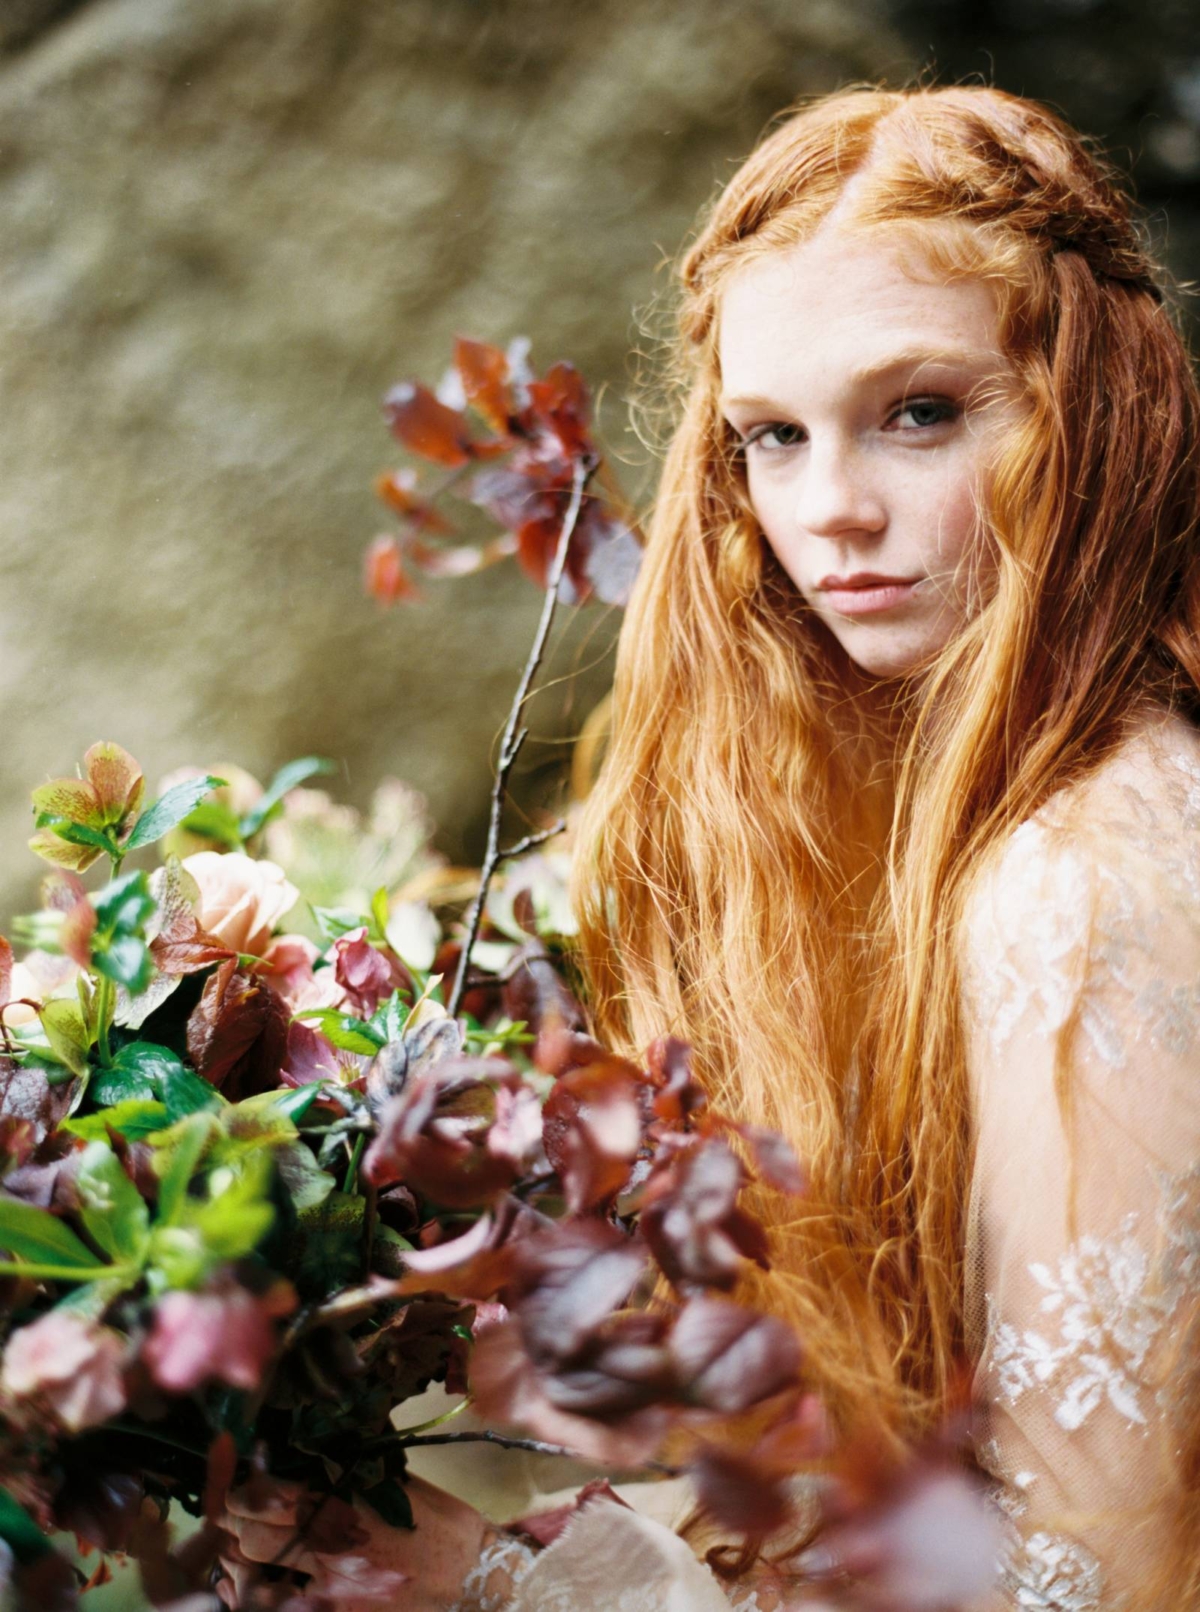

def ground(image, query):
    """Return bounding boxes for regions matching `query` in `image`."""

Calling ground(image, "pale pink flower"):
[259,934,343,1013]
[1,1311,127,1431]
[144,1277,296,1393]
[181,852,299,958]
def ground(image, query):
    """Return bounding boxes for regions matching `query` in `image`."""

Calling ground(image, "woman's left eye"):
[890,397,958,430]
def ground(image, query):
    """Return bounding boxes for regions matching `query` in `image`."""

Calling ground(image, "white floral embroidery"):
[451,1533,537,1612]
[989,1222,1167,1431]
[1002,1528,1111,1611]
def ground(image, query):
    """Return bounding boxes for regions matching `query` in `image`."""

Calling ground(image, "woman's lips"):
[816,574,922,617]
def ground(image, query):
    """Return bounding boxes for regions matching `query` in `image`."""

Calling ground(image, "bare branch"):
[500,816,566,861]
[447,456,595,1018]
[390,1428,582,1458]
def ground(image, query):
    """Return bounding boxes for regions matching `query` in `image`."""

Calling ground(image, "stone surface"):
[0,0,1195,932]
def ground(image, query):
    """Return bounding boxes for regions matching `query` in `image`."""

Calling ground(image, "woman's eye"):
[744,422,804,451]
[891,397,958,430]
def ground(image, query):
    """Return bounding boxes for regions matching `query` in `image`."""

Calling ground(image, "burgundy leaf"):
[669,1295,801,1414]
[510,1222,648,1360]
[374,468,454,533]
[363,1058,520,1209]
[468,463,560,532]
[186,959,290,1097]
[578,507,643,607]
[454,337,517,436]
[332,927,407,1018]
[0,1058,75,1147]
[383,382,475,467]
[468,1317,669,1466]
[640,1138,768,1291]
[541,1062,643,1214]
[526,362,591,459]
[364,535,421,605]
[645,1037,708,1127]
[808,1460,1003,1611]
[690,1444,795,1539]
[502,941,585,1038]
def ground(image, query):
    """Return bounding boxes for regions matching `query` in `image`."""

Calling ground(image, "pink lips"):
[816,572,921,617]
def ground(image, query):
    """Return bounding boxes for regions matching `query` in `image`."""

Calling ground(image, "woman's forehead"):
[717,227,1004,404]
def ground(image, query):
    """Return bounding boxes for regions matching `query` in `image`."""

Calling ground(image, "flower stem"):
[95,974,115,1067]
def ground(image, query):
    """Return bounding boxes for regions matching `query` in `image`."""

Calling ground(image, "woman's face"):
[719,225,1018,679]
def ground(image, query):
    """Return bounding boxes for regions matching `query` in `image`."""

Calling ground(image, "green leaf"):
[92,869,156,934]
[370,886,391,941]
[191,1154,276,1260]
[310,904,366,944]
[33,814,115,854]
[93,931,154,993]
[62,1098,171,1141]
[240,756,335,840]
[360,1478,414,1530]
[250,1084,323,1124]
[89,1040,172,1104]
[368,990,409,1045]
[276,1140,338,1213]
[125,774,226,852]
[39,997,92,1076]
[161,1060,223,1121]
[0,1197,103,1269]
[155,1112,215,1226]
[177,798,244,849]
[294,1009,384,1056]
[75,1140,151,1263]
[294,1189,366,1298]
[0,1487,54,1563]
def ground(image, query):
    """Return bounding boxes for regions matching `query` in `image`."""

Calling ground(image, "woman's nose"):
[793,438,886,540]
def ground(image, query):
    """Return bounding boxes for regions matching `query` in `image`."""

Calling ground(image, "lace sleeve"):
[960,738,1200,1612]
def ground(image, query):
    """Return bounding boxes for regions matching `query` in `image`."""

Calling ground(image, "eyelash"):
[740,395,960,452]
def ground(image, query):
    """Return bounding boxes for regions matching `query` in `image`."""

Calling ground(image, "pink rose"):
[181,851,299,958]
[144,1276,296,1393]
[1,1311,127,1431]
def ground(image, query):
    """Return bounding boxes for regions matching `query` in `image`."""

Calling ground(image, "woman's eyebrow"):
[720,346,1000,413]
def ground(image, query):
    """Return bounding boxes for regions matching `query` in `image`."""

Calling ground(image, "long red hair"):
[570,82,1200,1571]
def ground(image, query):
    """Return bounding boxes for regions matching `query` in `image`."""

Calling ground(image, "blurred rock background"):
[0,0,1196,933]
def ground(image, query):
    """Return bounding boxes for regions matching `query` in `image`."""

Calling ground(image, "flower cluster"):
[0,744,837,1610]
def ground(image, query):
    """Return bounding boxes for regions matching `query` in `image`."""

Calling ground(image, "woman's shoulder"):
[959,707,1200,1058]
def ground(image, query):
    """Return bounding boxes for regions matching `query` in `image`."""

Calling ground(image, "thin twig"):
[500,816,567,860]
[448,455,596,1018]
[388,1429,583,1459]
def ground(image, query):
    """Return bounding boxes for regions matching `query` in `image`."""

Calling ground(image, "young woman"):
[230,84,1200,1610]
[569,80,1200,1610]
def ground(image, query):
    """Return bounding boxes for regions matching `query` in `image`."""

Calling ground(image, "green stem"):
[0,1260,132,1283]
[343,1132,365,1193]
[386,1396,471,1439]
[95,975,115,1067]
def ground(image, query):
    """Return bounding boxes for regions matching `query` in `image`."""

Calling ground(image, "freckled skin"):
[718,227,1019,680]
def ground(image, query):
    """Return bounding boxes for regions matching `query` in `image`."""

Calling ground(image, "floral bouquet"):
[0,342,999,1611]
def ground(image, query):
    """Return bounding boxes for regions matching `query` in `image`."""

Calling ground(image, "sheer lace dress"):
[452,710,1200,1612]
[959,709,1200,1610]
